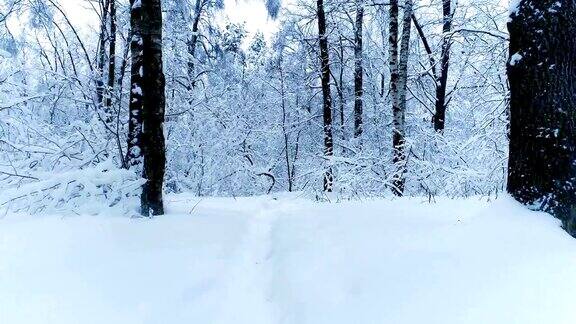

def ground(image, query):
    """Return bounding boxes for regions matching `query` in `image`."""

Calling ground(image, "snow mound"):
[0,160,144,216]
[0,195,575,324]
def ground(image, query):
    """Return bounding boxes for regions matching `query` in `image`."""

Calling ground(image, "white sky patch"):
[57,0,280,38]
[59,0,99,29]
[509,0,522,16]
[5,0,280,50]
[223,0,280,38]
[4,0,99,38]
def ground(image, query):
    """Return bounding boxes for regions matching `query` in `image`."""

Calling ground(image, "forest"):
[1,0,576,322]
[0,0,511,207]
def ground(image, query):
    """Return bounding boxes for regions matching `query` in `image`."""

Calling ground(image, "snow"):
[509,52,523,66]
[509,0,522,16]
[131,85,143,96]
[0,161,143,217]
[1,195,576,324]
[131,0,141,9]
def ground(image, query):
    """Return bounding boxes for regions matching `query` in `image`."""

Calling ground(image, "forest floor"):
[1,194,576,324]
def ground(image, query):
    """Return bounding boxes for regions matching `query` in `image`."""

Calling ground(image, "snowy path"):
[1,195,576,324]
[215,199,277,323]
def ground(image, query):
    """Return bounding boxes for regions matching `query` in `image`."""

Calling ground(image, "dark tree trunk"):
[126,0,144,169]
[187,0,203,88]
[433,0,451,133]
[128,0,167,216]
[106,0,124,167]
[336,36,345,141]
[388,0,401,195]
[96,0,110,112]
[507,0,576,234]
[105,0,116,112]
[353,0,364,139]
[317,0,334,192]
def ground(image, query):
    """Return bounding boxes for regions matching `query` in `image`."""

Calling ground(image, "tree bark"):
[353,0,364,139]
[105,0,116,112]
[389,0,399,156]
[275,58,294,192]
[317,0,334,192]
[96,0,110,113]
[336,36,345,141]
[128,0,167,216]
[187,0,203,88]
[389,0,412,196]
[433,0,451,132]
[507,0,576,234]
[127,0,144,169]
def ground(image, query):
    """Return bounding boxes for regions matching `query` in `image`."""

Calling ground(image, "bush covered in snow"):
[0,160,144,216]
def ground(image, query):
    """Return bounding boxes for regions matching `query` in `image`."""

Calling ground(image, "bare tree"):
[187,0,203,88]
[96,0,110,116]
[127,0,144,169]
[317,0,334,192]
[432,0,452,133]
[389,0,412,196]
[353,0,364,139]
[128,0,167,216]
[105,0,117,112]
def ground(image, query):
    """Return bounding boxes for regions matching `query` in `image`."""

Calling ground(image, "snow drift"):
[0,194,575,324]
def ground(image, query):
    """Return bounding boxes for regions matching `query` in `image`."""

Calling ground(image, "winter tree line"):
[0,0,574,235]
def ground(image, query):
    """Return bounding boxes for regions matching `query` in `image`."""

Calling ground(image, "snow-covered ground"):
[1,194,576,324]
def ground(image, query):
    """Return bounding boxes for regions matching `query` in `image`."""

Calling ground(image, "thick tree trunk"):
[507,0,576,234]
[433,0,451,132]
[317,0,334,192]
[128,0,167,216]
[353,0,364,139]
[126,0,144,169]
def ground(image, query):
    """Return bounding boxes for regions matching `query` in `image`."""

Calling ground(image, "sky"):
[58,0,279,38]
[222,0,279,36]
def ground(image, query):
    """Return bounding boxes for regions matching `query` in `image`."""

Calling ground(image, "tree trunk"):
[129,0,167,216]
[394,0,412,196]
[127,0,144,169]
[187,0,203,88]
[507,0,576,234]
[389,0,412,196]
[104,0,116,113]
[353,0,364,139]
[433,0,451,132]
[380,7,388,98]
[317,0,334,192]
[278,62,293,192]
[337,36,345,141]
[389,0,399,176]
[96,0,110,113]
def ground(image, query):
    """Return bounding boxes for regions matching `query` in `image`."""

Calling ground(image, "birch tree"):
[389,0,413,196]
